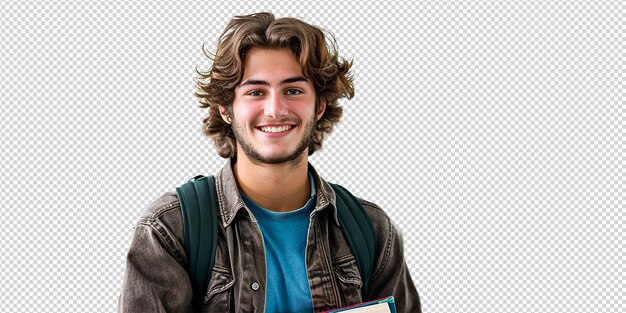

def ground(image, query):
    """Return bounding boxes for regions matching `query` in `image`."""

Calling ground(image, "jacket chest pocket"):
[201,265,235,312]
[332,255,364,306]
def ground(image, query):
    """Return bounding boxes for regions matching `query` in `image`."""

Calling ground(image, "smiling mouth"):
[259,125,294,133]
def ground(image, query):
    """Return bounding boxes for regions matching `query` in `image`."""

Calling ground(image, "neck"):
[233,152,311,213]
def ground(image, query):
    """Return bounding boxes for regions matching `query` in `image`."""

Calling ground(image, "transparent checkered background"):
[0,1,623,312]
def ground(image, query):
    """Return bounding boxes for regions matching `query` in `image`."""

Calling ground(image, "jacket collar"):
[214,158,340,228]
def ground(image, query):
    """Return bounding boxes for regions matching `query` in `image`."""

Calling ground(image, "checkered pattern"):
[0,1,623,312]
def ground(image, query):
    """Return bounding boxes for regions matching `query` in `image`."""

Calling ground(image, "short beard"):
[231,116,315,167]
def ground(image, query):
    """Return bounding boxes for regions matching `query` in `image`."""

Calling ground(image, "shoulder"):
[356,198,392,231]
[137,191,180,223]
[135,191,186,258]
[355,198,405,280]
[355,198,398,243]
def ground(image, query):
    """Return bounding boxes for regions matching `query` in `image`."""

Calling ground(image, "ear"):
[218,105,231,124]
[316,98,327,121]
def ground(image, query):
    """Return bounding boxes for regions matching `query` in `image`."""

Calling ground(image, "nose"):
[263,91,288,118]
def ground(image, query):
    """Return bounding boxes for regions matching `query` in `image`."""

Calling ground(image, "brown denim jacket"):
[118,160,421,312]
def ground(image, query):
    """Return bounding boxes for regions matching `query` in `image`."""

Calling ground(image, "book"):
[321,296,396,313]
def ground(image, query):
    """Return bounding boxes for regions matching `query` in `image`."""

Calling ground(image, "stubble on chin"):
[231,118,315,168]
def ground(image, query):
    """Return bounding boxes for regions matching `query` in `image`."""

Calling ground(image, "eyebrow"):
[239,76,309,88]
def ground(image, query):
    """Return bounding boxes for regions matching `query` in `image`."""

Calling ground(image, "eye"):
[286,89,302,95]
[246,90,264,96]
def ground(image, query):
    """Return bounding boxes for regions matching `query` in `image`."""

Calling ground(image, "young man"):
[118,12,421,313]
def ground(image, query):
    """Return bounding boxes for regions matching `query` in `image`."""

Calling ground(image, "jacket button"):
[251,282,260,291]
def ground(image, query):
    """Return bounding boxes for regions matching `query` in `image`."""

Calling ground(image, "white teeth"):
[261,125,292,133]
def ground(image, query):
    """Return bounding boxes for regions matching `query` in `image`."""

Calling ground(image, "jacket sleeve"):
[363,202,422,313]
[118,204,193,313]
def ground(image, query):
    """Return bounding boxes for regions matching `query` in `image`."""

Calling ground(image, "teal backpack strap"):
[176,175,219,310]
[330,183,377,299]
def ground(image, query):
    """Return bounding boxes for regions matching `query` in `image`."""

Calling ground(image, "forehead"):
[241,48,304,82]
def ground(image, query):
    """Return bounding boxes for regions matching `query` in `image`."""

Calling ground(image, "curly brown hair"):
[194,12,355,158]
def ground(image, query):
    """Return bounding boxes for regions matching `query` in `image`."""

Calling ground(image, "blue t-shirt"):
[241,173,316,313]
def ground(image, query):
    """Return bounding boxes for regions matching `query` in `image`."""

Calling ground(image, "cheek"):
[231,104,258,125]
[304,104,320,119]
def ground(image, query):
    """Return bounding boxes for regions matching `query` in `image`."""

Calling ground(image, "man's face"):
[221,47,326,165]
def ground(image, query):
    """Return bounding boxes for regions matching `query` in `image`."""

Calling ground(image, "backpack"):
[176,175,377,309]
